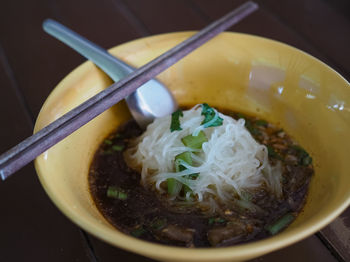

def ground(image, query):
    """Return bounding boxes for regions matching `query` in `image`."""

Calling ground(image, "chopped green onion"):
[104,139,113,145]
[245,119,260,136]
[107,186,128,200]
[151,218,167,230]
[131,226,146,237]
[208,218,215,225]
[175,151,192,172]
[112,145,124,151]
[265,213,295,235]
[117,192,127,200]
[208,217,226,225]
[102,150,114,155]
[183,184,193,196]
[200,103,223,127]
[290,145,303,151]
[114,133,122,138]
[291,145,312,166]
[167,178,182,196]
[107,186,118,198]
[267,145,282,160]
[171,152,199,196]
[255,119,268,127]
[216,218,226,224]
[170,109,183,132]
[181,131,207,149]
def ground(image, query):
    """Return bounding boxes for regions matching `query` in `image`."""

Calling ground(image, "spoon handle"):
[43,19,178,128]
[43,19,133,81]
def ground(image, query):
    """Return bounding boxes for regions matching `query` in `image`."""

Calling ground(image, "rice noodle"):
[125,105,282,204]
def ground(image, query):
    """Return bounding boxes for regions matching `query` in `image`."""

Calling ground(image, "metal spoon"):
[43,19,177,129]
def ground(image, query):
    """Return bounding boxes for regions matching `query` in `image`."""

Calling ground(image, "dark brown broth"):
[88,110,313,247]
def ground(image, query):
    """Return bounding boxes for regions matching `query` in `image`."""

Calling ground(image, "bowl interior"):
[34,32,350,262]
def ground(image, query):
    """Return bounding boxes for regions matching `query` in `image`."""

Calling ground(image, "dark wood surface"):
[0,0,349,261]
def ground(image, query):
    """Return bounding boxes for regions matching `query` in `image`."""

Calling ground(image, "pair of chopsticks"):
[0,1,258,180]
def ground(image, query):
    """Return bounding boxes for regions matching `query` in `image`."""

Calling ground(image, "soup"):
[89,104,313,247]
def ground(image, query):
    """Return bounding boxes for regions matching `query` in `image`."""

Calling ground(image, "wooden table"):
[1,0,349,261]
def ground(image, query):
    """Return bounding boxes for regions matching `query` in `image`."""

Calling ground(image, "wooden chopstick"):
[0,1,258,180]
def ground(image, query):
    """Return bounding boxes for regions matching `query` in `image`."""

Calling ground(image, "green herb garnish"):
[200,103,223,127]
[167,178,182,196]
[104,139,113,145]
[131,226,146,237]
[208,217,226,225]
[170,109,183,132]
[114,133,123,138]
[208,218,216,225]
[112,145,124,152]
[181,131,207,149]
[245,119,260,136]
[216,218,226,223]
[168,152,199,196]
[267,145,282,160]
[265,213,295,235]
[255,119,268,127]
[102,150,114,155]
[175,151,192,172]
[168,152,192,195]
[151,218,167,230]
[107,186,128,200]
[291,145,312,166]
[183,184,193,196]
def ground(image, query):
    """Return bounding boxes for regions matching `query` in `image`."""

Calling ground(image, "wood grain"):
[0,0,349,261]
[261,0,350,79]
[0,43,90,262]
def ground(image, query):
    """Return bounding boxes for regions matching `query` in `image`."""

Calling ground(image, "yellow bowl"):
[34,32,350,261]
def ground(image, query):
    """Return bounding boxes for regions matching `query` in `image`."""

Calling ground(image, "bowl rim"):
[34,31,350,261]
